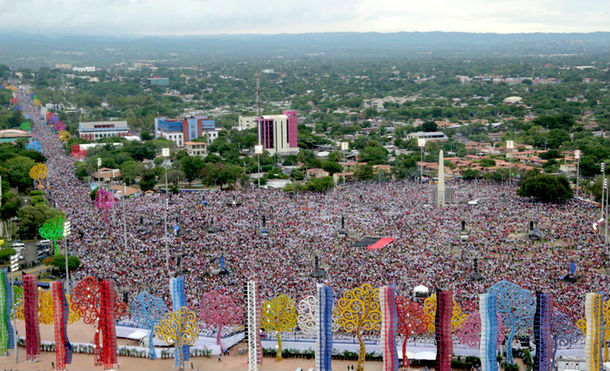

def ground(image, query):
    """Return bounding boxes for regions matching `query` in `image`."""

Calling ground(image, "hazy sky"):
[0,0,607,36]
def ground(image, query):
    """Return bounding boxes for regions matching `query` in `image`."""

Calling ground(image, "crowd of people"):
[21,90,610,327]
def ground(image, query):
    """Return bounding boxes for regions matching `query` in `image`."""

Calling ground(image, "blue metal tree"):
[25,140,41,152]
[130,292,168,359]
[488,280,536,364]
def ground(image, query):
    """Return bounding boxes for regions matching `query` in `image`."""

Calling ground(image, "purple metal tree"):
[551,309,582,370]
[456,311,506,348]
[95,189,115,223]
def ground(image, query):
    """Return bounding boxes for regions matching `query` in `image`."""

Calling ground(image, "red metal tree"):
[199,290,244,351]
[396,296,428,368]
[70,144,87,160]
[71,276,127,367]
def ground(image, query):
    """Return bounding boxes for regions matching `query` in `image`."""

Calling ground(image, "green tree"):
[17,204,64,239]
[421,121,438,132]
[120,160,143,185]
[462,169,480,180]
[517,174,573,203]
[181,155,206,183]
[3,156,36,191]
[355,164,375,180]
[139,169,158,192]
[44,255,80,275]
[322,160,343,175]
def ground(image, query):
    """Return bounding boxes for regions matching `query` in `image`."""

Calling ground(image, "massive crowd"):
[21,91,610,324]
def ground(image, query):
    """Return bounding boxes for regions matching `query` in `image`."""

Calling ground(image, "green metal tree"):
[38,216,65,255]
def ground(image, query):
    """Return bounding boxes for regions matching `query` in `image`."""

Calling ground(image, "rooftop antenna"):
[255,68,261,117]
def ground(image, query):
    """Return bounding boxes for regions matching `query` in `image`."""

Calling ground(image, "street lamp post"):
[601,163,605,221]
[506,141,514,183]
[162,148,170,275]
[418,138,426,183]
[63,220,71,293]
[575,150,581,199]
[9,253,19,363]
[123,183,127,251]
[340,142,349,185]
[254,145,263,188]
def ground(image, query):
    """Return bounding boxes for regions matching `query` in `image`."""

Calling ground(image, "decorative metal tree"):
[261,294,298,360]
[154,306,200,371]
[70,144,87,160]
[25,139,42,152]
[297,295,318,335]
[131,291,168,359]
[422,292,468,333]
[455,311,506,348]
[71,276,127,367]
[16,288,80,325]
[297,294,339,335]
[19,122,31,131]
[95,189,116,224]
[29,163,47,189]
[333,283,381,371]
[23,274,40,361]
[395,295,429,368]
[576,299,609,362]
[58,130,71,142]
[54,121,66,132]
[51,281,73,371]
[550,309,582,370]
[0,268,14,355]
[199,290,243,351]
[488,280,536,364]
[39,215,65,255]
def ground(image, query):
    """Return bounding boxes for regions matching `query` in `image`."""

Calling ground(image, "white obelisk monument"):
[437,150,445,207]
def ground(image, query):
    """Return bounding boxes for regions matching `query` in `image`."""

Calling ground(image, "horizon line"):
[0,30,609,39]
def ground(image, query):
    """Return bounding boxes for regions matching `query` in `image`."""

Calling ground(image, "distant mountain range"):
[0,31,607,67]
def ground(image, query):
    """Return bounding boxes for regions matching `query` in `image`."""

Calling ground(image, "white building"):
[406,131,448,142]
[238,116,257,131]
[158,130,184,147]
[185,142,207,157]
[78,121,129,141]
[72,66,96,73]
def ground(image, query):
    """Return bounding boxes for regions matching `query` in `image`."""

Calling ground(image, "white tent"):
[413,285,429,295]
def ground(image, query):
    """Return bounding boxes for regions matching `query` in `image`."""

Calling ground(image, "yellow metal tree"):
[422,292,468,333]
[29,163,47,189]
[261,294,298,360]
[58,130,71,142]
[333,283,381,371]
[577,299,610,361]
[16,289,80,324]
[154,306,200,370]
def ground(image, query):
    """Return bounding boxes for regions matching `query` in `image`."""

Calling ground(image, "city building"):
[256,110,299,155]
[0,129,32,143]
[150,77,169,86]
[238,116,257,131]
[406,131,448,142]
[72,66,96,73]
[185,141,207,157]
[78,121,129,140]
[154,116,216,147]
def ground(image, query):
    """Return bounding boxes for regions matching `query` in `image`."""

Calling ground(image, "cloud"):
[0,0,607,35]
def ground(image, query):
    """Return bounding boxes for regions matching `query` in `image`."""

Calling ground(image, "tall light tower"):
[254,145,263,188]
[63,220,71,293]
[418,138,426,183]
[162,147,170,275]
[506,140,514,185]
[575,150,581,199]
[340,141,349,185]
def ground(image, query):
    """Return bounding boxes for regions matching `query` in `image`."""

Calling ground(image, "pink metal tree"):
[95,189,116,223]
[199,290,244,350]
[455,311,506,348]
